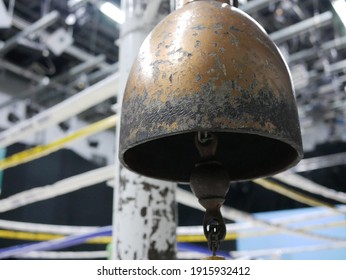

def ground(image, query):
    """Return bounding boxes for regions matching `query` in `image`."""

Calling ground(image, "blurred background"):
[0,0,345,259]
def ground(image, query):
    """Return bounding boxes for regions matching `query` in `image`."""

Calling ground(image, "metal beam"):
[54,54,106,83]
[64,45,111,69]
[0,73,119,148]
[241,0,280,14]
[0,11,60,57]
[289,36,346,64]
[306,58,346,82]
[0,55,106,109]
[11,15,111,70]
[329,59,346,73]
[85,63,119,84]
[142,0,163,25]
[0,59,46,83]
[270,11,333,44]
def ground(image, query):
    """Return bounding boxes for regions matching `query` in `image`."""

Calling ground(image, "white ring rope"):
[177,252,212,259]
[15,242,346,260]
[1,205,345,238]
[0,218,252,236]
[275,172,346,204]
[176,187,346,242]
[17,250,108,259]
[268,205,346,225]
[0,165,344,245]
[0,219,99,235]
[177,223,254,236]
[21,241,346,260]
[0,226,112,259]
[0,165,115,213]
[0,170,343,243]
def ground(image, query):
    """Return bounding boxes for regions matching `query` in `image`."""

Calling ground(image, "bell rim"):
[119,127,303,183]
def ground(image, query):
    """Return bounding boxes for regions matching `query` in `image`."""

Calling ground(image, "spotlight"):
[58,121,70,132]
[88,139,99,148]
[7,112,20,123]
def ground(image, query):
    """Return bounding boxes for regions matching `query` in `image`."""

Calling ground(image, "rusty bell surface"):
[119,0,303,183]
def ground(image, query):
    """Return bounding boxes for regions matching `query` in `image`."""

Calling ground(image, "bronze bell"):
[119,0,303,255]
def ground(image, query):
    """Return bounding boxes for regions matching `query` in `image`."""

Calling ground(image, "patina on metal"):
[119,0,303,256]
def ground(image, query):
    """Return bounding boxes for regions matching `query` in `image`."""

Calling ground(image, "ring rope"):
[1,220,345,243]
[0,165,115,213]
[0,115,117,171]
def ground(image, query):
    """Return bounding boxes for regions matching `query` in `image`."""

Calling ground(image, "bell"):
[119,0,303,255]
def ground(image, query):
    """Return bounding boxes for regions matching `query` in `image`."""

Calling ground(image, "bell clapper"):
[190,132,230,256]
[204,210,226,256]
[206,220,220,256]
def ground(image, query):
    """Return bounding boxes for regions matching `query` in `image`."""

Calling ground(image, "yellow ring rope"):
[0,115,117,171]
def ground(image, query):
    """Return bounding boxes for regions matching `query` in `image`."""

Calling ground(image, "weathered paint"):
[115,166,176,259]
[119,1,303,182]
[112,0,176,260]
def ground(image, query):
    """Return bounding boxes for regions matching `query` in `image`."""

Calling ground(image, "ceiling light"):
[65,14,77,25]
[0,0,11,28]
[100,2,125,24]
[332,0,346,28]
